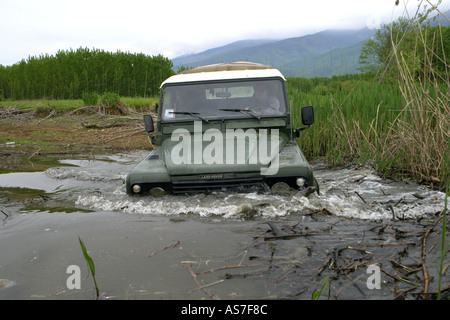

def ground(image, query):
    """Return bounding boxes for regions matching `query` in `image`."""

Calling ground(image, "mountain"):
[429,9,450,26]
[278,41,366,78]
[172,39,276,67]
[172,28,376,77]
[172,10,450,78]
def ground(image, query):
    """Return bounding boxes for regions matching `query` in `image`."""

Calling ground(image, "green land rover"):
[126,62,318,195]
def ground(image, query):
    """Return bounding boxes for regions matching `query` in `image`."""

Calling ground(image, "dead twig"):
[421,227,433,295]
[330,260,370,272]
[187,264,220,300]
[267,221,285,236]
[264,234,310,241]
[380,268,421,287]
[36,109,56,124]
[355,191,367,204]
[390,259,422,275]
[187,280,225,294]
[322,208,336,216]
[363,242,416,247]
[148,240,180,257]
[27,147,41,167]
[352,176,366,183]
[420,216,444,296]
[197,263,264,275]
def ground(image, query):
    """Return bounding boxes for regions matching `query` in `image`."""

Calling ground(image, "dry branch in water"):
[148,240,180,257]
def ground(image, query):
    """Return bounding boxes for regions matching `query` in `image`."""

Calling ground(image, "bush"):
[100,92,121,107]
[82,92,99,105]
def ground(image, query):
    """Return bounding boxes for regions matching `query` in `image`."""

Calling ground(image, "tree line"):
[358,18,449,83]
[0,47,175,100]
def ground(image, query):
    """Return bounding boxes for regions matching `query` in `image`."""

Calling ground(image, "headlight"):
[132,184,141,193]
[296,178,306,187]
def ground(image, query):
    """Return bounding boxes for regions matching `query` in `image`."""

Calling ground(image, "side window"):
[161,89,176,119]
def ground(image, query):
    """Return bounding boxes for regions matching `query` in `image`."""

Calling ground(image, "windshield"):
[161,79,286,122]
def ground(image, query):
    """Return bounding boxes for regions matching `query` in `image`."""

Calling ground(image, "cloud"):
[1,0,448,65]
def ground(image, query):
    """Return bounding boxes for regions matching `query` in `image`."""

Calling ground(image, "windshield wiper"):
[170,111,208,123]
[219,108,260,120]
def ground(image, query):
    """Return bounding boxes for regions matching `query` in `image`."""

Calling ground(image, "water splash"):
[72,160,445,220]
[0,152,433,220]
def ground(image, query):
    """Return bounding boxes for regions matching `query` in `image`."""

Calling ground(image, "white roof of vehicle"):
[160,62,286,87]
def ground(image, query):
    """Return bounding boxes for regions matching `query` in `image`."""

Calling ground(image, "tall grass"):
[290,20,448,187]
[388,19,448,300]
[289,76,403,167]
[381,21,449,185]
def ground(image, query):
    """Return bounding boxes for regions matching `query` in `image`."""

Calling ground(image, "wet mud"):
[0,145,448,300]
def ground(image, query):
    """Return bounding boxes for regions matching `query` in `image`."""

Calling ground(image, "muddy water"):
[0,146,448,300]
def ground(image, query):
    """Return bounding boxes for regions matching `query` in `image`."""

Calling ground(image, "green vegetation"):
[288,74,403,162]
[290,8,449,187]
[0,99,85,110]
[311,274,330,300]
[82,92,99,105]
[99,91,121,107]
[0,47,174,100]
[0,187,48,202]
[0,96,158,111]
[78,237,100,299]
[359,19,449,83]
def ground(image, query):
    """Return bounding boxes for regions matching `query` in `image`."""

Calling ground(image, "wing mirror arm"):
[294,126,310,137]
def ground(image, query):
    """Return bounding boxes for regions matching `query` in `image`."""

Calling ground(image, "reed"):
[311,274,330,300]
[381,21,449,185]
[288,76,402,166]
[78,237,100,299]
[289,19,448,187]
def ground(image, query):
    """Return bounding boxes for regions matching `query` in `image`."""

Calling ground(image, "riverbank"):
[0,105,154,150]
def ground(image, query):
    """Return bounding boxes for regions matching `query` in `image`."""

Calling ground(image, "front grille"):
[171,177,267,194]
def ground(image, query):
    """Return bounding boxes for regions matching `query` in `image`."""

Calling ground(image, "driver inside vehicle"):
[251,83,282,114]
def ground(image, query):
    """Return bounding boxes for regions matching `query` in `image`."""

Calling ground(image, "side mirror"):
[294,106,314,137]
[301,105,314,126]
[143,114,154,133]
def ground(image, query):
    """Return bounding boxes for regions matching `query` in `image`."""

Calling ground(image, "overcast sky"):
[1,0,449,66]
